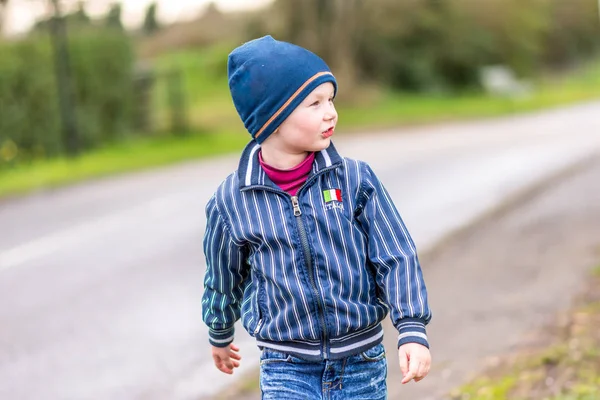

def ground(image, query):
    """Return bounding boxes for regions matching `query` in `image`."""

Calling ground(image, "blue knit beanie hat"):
[228,35,338,144]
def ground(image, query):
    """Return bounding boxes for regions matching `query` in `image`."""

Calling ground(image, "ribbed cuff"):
[209,327,235,348]
[396,318,429,349]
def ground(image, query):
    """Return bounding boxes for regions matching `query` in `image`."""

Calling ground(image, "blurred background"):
[1,0,600,194]
[1,1,600,400]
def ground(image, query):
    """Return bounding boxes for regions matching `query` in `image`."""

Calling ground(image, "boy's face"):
[269,82,338,153]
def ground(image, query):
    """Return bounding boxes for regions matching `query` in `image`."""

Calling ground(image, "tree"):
[273,0,361,96]
[0,0,8,36]
[105,2,123,30]
[72,1,90,25]
[142,2,159,35]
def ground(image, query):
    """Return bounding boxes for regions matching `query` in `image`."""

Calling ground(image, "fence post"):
[167,68,188,135]
[133,62,155,133]
[49,0,80,156]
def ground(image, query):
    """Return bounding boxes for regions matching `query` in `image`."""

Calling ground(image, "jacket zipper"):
[241,165,339,359]
[291,195,329,358]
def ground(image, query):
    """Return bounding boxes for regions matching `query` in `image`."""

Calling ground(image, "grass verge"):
[0,130,248,200]
[156,47,600,134]
[450,265,600,400]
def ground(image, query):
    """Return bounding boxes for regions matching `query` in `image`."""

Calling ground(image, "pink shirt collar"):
[258,151,315,196]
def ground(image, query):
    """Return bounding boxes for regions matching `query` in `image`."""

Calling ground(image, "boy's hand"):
[399,343,431,384]
[212,343,242,375]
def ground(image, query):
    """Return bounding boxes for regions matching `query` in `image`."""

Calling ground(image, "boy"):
[202,35,432,399]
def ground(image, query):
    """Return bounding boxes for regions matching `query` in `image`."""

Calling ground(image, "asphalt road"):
[1,101,599,399]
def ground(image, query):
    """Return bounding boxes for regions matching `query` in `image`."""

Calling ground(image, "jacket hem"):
[256,323,384,361]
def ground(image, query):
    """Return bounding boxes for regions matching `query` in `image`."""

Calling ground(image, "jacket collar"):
[237,140,343,190]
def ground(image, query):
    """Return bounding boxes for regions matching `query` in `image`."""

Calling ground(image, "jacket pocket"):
[252,273,265,336]
[253,304,263,336]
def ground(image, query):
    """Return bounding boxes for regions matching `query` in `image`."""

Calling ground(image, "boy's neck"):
[260,146,310,170]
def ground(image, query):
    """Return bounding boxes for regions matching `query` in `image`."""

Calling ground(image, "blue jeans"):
[259,343,387,400]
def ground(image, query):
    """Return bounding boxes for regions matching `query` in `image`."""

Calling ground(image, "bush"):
[269,0,600,92]
[69,30,135,147]
[0,28,135,167]
[0,38,61,163]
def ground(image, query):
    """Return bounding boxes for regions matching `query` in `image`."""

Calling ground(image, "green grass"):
[453,334,600,400]
[2,47,600,200]
[153,44,240,132]
[338,58,600,130]
[452,376,518,400]
[0,130,248,199]
[154,46,600,133]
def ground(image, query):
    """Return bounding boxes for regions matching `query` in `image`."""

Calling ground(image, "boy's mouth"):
[322,127,334,138]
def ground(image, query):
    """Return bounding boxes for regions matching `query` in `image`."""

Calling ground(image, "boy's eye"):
[310,100,320,107]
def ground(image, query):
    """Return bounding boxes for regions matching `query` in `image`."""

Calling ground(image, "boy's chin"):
[293,137,331,153]
[311,137,331,151]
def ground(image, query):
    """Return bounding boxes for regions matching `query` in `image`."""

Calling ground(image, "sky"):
[2,0,273,36]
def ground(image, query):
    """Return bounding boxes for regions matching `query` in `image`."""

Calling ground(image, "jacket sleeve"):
[356,163,432,349]
[202,195,249,348]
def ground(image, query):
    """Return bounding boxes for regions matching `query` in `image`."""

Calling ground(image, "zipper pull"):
[254,319,263,335]
[291,196,302,216]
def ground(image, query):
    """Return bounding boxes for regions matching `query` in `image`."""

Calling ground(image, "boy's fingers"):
[219,366,233,375]
[399,351,409,375]
[212,346,239,375]
[401,360,419,384]
[401,370,415,384]
[217,361,233,375]
[214,358,233,374]
[417,361,426,376]
[414,362,428,381]
[215,360,227,374]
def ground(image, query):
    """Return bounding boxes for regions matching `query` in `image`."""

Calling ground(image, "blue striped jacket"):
[202,141,432,361]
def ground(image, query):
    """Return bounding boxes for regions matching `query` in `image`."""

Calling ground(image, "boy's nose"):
[324,103,337,121]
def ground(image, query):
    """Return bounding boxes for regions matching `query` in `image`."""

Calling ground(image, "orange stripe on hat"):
[255,71,334,140]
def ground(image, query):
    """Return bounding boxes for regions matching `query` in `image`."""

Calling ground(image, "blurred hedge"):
[0,29,134,166]
[0,38,60,163]
[270,0,600,92]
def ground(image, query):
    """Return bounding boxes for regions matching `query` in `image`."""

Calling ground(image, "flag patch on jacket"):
[323,189,342,203]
